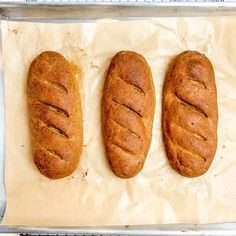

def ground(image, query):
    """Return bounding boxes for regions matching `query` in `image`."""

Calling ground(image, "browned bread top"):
[102,51,155,178]
[27,51,83,179]
[162,51,218,177]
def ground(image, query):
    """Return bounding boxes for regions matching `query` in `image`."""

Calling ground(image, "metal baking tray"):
[1,1,236,235]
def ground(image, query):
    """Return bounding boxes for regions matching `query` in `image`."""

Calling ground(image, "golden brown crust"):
[162,51,218,177]
[102,51,155,178]
[27,51,83,179]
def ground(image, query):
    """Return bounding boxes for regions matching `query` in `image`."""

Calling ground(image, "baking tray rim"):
[2,3,236,20]
[2,223,236,235]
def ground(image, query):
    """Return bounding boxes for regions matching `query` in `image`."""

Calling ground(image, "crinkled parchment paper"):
[1,17,236,226]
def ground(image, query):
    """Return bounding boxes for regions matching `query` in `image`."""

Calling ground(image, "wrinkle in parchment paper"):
[1,17,236,226]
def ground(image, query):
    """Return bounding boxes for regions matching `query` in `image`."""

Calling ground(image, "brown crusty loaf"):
[162,51,218,177]
[27,51,83,179]
[102,51,155,178]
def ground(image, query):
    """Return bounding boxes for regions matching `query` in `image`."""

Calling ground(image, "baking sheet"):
[1,17,236,226]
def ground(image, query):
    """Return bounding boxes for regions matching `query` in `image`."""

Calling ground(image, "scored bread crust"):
[27,51,83,179]
[162,51,218,177]
[102,51,155,178]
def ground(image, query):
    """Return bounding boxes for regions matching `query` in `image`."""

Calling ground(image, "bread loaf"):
[102,51,155,178]
[162,51,218,177]
[27,51,83,179]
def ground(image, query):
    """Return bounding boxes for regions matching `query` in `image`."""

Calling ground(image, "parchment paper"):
[1,17,236,226]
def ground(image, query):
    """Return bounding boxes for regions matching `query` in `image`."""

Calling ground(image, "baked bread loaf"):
[27,51,83,179]
[162,51,218,177]
[102,51,155,178]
